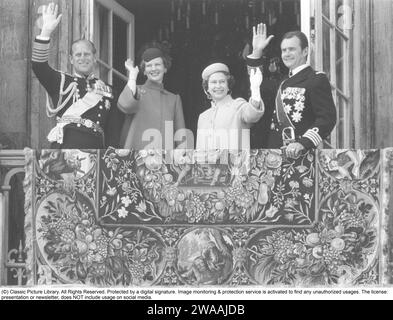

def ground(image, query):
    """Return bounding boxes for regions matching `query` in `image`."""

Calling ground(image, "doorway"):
[109,0,301,140]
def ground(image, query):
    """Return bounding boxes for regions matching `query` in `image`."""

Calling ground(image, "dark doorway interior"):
[116,0,300,141]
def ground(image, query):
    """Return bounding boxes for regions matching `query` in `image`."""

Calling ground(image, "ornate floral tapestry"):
[23,148,392,286]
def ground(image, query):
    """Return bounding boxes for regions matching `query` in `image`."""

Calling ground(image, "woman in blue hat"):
[196,62,264,151]
[118,45,188,150]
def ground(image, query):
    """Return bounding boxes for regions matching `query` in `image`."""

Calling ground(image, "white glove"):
[249,68,263,102]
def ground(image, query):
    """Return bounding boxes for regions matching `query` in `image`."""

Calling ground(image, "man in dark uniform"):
[32,3,122,149]
[247,24,337,158]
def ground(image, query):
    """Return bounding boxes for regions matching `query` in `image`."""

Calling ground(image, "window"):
[88,0,135,90]
[302,0,353,148]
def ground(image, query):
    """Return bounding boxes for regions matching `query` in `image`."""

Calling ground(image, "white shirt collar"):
[290,64,309,77]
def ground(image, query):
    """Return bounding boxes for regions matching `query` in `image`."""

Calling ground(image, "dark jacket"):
[247,57,337,149]
[32,38,123,149]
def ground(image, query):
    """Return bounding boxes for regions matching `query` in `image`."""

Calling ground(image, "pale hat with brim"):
[202,63,230,81]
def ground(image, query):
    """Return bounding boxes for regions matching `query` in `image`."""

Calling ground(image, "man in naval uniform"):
[32,3,122,149]
[247,24,337,158]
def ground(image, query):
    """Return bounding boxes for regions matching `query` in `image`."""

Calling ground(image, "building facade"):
[1,0,393,150]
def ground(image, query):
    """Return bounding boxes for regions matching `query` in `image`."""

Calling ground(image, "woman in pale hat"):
[196,62,264,151]
[118,44,187,150]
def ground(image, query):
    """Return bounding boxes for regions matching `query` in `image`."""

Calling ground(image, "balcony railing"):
[1,149,392,286]
[0,150,27,286]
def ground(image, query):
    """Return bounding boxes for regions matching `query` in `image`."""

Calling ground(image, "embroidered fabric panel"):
[98,149,315,226]
[24,148,391,286]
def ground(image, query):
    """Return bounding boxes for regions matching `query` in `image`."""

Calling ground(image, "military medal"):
[105,99,111,110]
[93,80,113,98]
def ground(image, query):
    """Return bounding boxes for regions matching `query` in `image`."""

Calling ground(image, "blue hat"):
[202,63,230,81]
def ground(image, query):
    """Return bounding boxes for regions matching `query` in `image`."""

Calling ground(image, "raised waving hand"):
[125,59,140,81]
[40,2,63,38]
[250,23,274,58]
